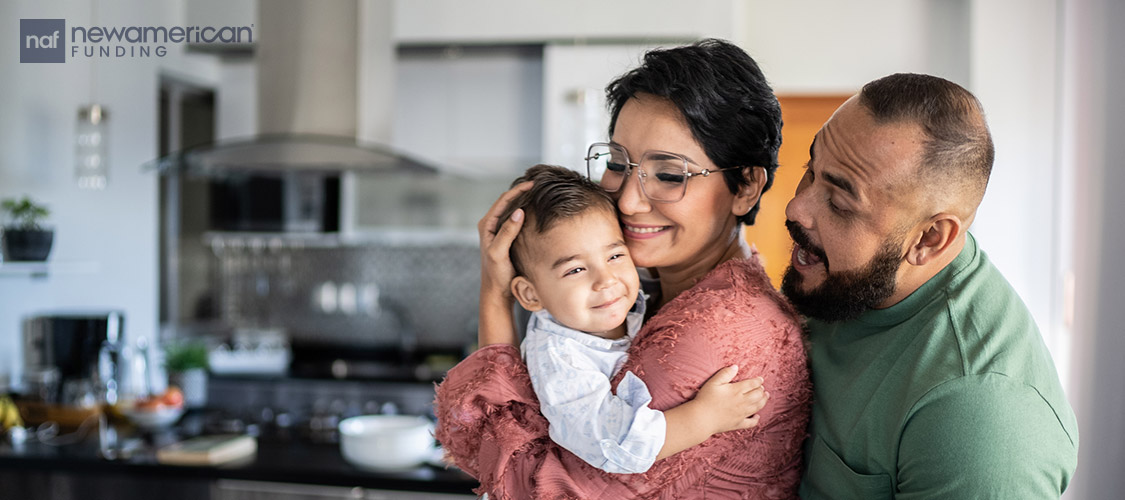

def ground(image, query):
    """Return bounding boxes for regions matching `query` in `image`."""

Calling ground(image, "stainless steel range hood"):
[154,0,434,176]
[150,134,437,176]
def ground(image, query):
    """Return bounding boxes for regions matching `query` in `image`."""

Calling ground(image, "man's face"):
[782,97,926,321]
[781,221,903,321]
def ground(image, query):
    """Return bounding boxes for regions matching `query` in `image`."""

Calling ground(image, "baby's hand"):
[693,365,769,435]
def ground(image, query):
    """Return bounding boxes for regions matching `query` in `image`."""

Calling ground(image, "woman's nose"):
[615,170,650,215]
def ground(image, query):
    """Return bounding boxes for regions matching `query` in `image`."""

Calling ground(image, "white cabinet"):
[540,43,666,170]
[392,0,736,45]
[392,45,544,176]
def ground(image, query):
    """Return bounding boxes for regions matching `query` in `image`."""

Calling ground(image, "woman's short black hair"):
[606,38,782,225]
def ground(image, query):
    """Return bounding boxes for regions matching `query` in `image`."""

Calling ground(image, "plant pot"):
[1,228,54,262]
[169,368,208,409]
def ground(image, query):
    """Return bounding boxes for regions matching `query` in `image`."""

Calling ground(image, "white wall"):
[967,0,1065,369]
[1062,0,1125,496]
[735,0,1068,368]
[0,0,225,384]
[737,0,967,94]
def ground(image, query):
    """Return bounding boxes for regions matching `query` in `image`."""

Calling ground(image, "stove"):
[198,375,438,444]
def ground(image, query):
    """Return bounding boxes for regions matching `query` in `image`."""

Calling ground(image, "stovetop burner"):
[199,375,437,444]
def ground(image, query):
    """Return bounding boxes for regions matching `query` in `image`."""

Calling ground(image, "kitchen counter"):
[0,420,479,499]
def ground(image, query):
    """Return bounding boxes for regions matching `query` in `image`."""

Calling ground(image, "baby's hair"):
[497,164,618,276]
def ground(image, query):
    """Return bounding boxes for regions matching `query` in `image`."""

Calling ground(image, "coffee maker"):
[17,311,124,428]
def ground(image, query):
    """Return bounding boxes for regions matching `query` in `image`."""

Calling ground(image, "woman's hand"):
[477,181,533,347]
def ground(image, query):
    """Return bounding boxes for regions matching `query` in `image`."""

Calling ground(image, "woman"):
[435,39,810,499]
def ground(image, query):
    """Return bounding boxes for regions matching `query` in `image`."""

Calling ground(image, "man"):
[782,73,1079,498]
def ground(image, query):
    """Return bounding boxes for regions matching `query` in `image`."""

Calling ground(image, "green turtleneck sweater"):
[799,233,1078,499]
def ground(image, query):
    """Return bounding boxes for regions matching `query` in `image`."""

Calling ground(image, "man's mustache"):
[785,220,829,266]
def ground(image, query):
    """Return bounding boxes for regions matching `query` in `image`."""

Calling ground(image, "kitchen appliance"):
[207,169,340,233]
[17,311,124,427]
[149,0,511,382]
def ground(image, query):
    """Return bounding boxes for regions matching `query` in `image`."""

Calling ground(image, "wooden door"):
[744,95,850,287]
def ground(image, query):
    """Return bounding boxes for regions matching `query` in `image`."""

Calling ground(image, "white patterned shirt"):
[520,293,665,474]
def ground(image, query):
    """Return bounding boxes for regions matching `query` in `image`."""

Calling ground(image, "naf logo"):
[20,19,66,63]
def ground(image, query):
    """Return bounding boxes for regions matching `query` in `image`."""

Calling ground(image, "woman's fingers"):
[483,208,526,286]
[490,209,525,254]
[479,180,534,240]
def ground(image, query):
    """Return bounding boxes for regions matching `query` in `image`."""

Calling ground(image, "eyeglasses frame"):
[584,142,746,203]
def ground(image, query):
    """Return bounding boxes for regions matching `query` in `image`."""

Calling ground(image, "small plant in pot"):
[164,341,210,409]
[1,196,53,262]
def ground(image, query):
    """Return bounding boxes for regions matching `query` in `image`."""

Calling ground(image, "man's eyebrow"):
[823,171,857,199]
[808,134,857,198]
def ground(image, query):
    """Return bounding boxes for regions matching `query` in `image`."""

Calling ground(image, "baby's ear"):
[511,276,543,312]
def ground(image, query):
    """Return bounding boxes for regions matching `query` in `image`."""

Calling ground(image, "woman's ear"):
[732,166,768,217]
[511,276,543,312]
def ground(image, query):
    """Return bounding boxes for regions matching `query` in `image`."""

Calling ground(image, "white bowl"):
[338,415,436,471]
[125,406,185,430]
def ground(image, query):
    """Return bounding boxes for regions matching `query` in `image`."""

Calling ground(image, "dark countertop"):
[0,421,479,496]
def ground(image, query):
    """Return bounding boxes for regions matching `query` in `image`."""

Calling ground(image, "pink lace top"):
[434,256,811,499]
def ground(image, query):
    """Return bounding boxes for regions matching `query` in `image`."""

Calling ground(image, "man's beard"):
[781,221,904,322]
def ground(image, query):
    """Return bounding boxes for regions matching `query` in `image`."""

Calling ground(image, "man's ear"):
[905,214,962,266]
[511,276,543,312]
[732,166,768,217]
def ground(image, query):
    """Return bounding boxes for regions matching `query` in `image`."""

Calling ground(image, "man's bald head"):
[858,73,994,221]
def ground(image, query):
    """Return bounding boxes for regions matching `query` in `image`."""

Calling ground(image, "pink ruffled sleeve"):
[431,344,542,486]
[433,344,639,499]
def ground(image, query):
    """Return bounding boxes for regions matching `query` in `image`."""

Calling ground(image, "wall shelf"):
[0,261,99,278]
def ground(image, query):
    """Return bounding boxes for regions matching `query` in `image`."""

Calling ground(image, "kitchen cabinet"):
[392,43,670,177]
[0,261,98,278]
[540,43,667,169]
[0,435,478,500]
[392,0,736,45]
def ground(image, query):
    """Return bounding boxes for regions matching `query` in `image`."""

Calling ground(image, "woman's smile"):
[623,223,670,239]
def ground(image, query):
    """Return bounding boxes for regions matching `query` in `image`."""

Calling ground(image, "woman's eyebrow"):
[609,140,701,166]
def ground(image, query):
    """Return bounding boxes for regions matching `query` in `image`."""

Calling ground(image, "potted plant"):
[1,196,53,262]
[164,341,210,409]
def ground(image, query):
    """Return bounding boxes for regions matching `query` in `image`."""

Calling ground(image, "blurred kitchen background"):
[0,0,1121,498]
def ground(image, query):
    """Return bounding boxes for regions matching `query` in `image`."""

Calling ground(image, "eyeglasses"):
[585,142,743,203]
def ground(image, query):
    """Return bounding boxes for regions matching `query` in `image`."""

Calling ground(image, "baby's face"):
[516,210,640,337]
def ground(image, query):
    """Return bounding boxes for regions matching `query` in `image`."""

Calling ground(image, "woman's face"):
[608,93,751,272]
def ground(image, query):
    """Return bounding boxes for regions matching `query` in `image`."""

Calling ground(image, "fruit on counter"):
[162,387,184,407]
[0,396,24,430]
[133,386,186,411]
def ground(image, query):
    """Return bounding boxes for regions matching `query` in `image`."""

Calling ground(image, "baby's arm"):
[655,365,768,461]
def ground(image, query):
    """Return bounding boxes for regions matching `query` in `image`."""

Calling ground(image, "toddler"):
[498,164,763,474]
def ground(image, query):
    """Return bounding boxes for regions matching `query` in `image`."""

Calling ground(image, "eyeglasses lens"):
[587,144,629,192]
